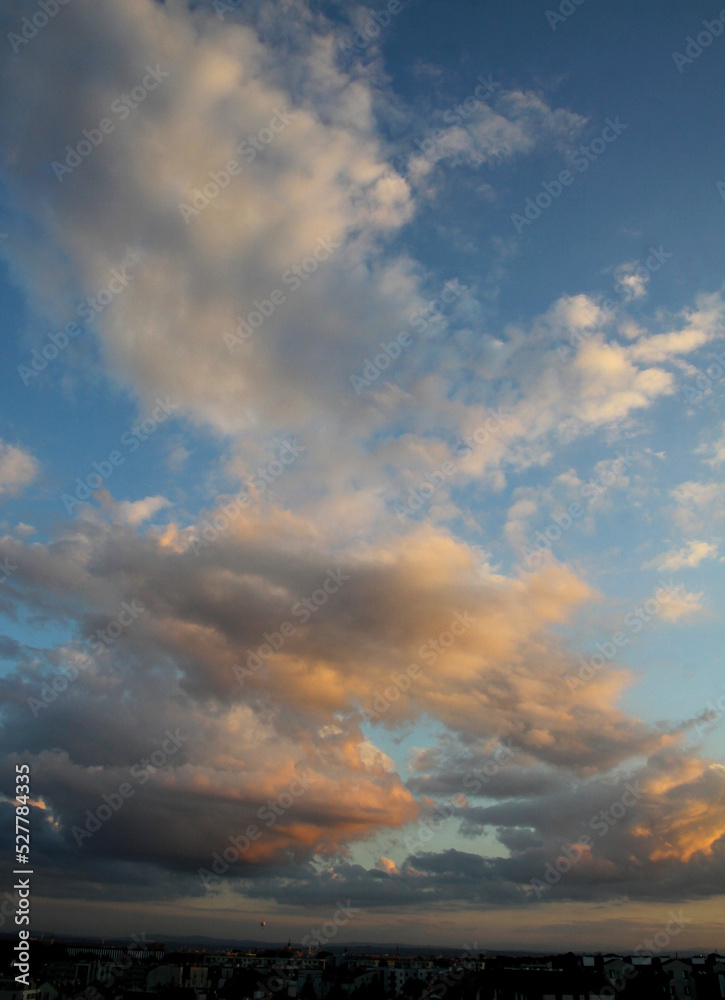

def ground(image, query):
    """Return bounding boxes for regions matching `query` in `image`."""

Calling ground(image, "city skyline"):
[1,0,725,953]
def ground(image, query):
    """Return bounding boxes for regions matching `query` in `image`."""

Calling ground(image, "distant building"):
[146,964,209,990]
[35,983,59,1000]
[0,980,38,1000]
[662,958,697,999]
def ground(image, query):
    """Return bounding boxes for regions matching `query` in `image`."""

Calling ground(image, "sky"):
[1,0,725,954]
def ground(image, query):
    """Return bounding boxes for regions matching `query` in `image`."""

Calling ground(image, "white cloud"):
[614,260,649,301]
[643,540,718,572]
[405,88,586,185]
[671,481,722,508]
[628,292,725,364]
[658,584,705,622]
[0,440,39,496]
[696,422,725,467]
[112,495,172,526]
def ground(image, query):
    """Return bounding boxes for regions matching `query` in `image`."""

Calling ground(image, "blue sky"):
[1,0,725,952]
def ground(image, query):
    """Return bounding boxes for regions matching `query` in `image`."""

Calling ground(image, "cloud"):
[0,502,683,902]
[108,495,172,526]
[0,0,594,469]
[643,540,718,572]
[406,88,587,184]
[0,512,613,762]
[628,292,725,364]
[669,480,725,535]
[657,584,705,622]
[614,261,649,302]
[1,0,419,436]
[375,856,400,876]
[0,440,39,496]
[195,750,725,911]
[671,482,722,508]
[0,0,717,542]
[696,422,725,467]
[2,0,725,932]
